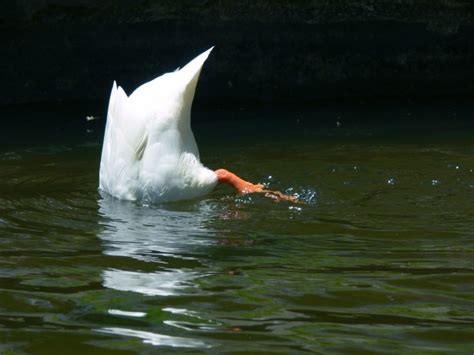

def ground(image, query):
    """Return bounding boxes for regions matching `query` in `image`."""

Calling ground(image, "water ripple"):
[1,118,474,353]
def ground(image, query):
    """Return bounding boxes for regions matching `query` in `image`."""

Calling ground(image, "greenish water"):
[1,104,474,353]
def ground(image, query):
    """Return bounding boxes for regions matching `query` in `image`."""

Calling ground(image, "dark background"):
[1,0,474,107]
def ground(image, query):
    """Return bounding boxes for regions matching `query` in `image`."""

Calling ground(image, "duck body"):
[99,48,218,203]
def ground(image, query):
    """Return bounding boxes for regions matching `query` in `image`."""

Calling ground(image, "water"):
[1,103,474,353]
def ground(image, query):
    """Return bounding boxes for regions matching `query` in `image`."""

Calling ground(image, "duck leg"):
[215,169,298,203]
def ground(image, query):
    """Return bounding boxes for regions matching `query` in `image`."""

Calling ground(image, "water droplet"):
[431,179,440,186]
[387,178,396,185]
[353,166,358,170]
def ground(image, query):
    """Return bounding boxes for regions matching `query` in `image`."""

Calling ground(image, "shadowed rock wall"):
[1,1,473,105]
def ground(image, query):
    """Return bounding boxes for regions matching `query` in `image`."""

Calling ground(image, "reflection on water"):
[98,196,216,296]
[102,269,201,297]
[98,196,217,263]
[108,309,146,317]
[97,196,220,347]
[98,327,209,348]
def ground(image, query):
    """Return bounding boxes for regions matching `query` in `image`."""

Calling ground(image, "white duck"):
[99,48,295,203]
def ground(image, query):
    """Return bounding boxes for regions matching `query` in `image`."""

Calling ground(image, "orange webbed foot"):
[215,169,263,194]
[262,190,300,203]
[215,169,299,203]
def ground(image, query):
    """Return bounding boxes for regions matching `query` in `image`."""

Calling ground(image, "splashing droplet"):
[286,188,317,204]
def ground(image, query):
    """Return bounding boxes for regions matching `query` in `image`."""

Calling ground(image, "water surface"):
[1,103,473,353]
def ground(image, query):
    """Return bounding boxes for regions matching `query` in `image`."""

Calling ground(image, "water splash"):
[233,194,255,205]
[232,185,317,206]
[258,175,318,205]
[284,187,317,204]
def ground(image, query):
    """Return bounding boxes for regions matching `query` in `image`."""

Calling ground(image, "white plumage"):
[99,48,218,203]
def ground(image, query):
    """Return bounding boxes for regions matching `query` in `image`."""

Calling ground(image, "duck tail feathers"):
[179,47,213,84]
[176,47,213,107]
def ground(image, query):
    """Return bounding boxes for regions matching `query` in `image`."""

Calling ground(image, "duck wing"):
[99,81,148,200]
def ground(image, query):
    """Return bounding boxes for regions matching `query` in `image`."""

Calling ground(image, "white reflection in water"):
[108,309,146,317]
[161,307,220,331]
[103,269,202,296]
[98,196,217,297]
[98,327,209,348]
